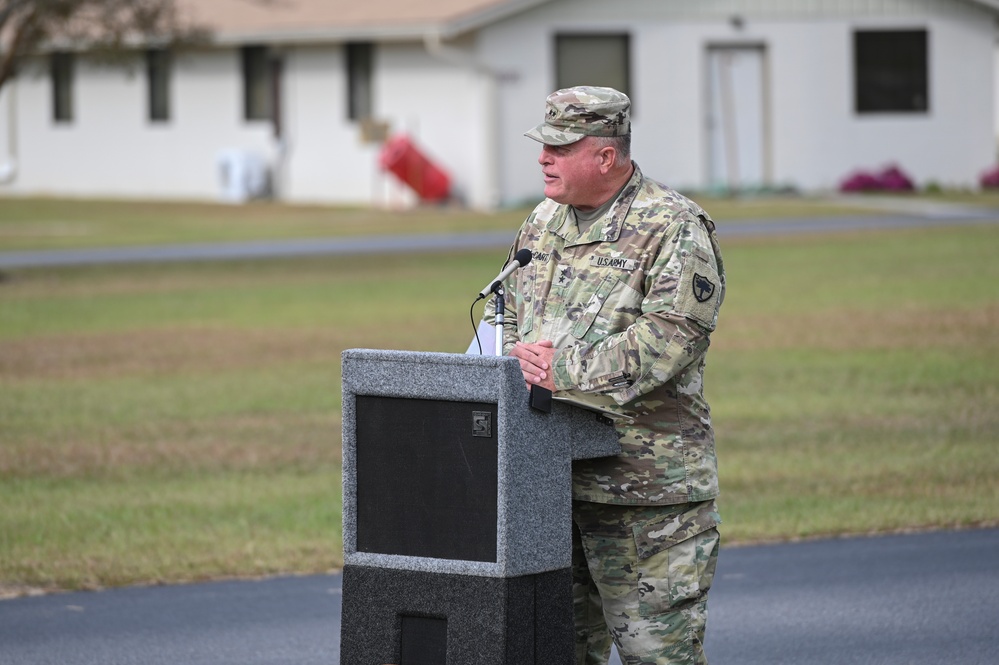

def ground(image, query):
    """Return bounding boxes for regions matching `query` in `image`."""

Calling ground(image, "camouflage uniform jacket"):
[486,164,725,505]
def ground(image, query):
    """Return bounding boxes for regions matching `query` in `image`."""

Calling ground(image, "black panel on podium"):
[355,395,499,562]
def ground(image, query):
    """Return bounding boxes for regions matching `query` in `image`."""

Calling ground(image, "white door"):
[706,45,769,193]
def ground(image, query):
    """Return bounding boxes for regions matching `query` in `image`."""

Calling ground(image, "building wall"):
[2,50,275,199]
[0,0,994,206]
[485,0,997,203]
[0,41,494,208]
[994,44,999,153]
[0,84,15,184]
[375,41,494,209]
[768,12,995,191]
[275,40,494,208]
[279,45,383,205]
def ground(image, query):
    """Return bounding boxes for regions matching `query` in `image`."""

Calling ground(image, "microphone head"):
[514,248,533,267]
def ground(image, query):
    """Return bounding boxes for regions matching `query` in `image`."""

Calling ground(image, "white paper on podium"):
[465,320,496,355]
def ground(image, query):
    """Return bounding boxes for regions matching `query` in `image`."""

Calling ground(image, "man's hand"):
[510,340,556,392]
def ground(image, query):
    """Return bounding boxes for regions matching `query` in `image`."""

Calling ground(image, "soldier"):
[485,86,726,664]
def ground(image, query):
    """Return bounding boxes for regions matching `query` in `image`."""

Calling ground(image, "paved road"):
[3,528,997,664]
[2,204,998,269]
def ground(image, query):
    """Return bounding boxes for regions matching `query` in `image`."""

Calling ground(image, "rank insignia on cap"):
[693,274,715,303]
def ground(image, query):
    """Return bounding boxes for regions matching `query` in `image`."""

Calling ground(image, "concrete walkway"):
[2,198,998,269]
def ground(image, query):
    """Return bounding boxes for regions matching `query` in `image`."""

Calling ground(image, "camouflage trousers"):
[571,499,721,665]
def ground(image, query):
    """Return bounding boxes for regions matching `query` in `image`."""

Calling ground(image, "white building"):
[0,0,996,208]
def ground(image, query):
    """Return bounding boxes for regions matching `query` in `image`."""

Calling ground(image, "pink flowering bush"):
[980,165,999,189]
[840,164,915,192]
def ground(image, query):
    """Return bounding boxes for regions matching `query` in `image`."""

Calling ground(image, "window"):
[346,42,373,121]
[555,34,631,102]
[242,45,273,121]
[854,29,928,114]
[146,49,171,122]
[51,51,74,123]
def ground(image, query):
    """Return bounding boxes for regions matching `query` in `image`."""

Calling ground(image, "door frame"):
[703,42,773,193]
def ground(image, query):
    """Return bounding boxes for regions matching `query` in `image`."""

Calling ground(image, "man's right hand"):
[509,340,557,392]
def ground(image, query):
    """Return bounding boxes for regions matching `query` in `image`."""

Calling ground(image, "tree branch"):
[0,2,40,90]
[0,0,214,93]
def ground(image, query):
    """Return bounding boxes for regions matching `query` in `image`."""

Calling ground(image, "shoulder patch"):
[692,273,715,303]
[673,256,722,331]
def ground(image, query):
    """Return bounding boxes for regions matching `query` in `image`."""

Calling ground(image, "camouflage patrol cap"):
[524,86,631,146]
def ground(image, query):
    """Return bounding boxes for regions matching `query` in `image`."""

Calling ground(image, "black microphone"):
[477,248,532,299]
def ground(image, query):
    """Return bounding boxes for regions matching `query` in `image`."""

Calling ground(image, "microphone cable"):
[469,298,484,355]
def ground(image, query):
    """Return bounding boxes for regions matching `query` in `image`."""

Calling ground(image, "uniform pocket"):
[633,502,721,616]
[568,273,615,339]
[569,273,641,341]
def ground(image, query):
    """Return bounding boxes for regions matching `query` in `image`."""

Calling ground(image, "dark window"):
[555,34,631,103]
[854,29,928,114]
[242,45,272,121]
[346,42,373,121]
[51,52,74,123]
[146,49,170,122]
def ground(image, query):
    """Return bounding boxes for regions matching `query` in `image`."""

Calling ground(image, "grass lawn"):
[1,197,998,595]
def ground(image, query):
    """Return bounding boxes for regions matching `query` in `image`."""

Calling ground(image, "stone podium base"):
[340,565,573,665]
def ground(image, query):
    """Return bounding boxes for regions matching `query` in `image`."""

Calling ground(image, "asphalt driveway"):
[3,528,997,665]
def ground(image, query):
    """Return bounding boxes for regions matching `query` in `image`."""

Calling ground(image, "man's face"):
[538,137,607,210]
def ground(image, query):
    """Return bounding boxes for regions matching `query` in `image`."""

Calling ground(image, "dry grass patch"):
[0,259,371,298]
[0,327,353,380]
[715,303,999,352]
[1,325,354,480]
[0,412,341,479]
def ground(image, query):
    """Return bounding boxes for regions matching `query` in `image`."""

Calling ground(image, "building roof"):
[9,0,997,51]
[177,0,553,44]
[182,0,999,45]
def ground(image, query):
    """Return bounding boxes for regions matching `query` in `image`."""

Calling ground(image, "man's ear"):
[598,146,617,173]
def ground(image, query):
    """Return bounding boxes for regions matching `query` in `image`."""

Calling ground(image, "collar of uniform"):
[546,163,643,245]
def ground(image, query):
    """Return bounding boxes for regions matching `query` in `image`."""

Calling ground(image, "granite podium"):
[340,349,621,665]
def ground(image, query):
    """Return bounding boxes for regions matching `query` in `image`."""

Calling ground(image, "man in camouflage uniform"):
[484,86,725,664]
